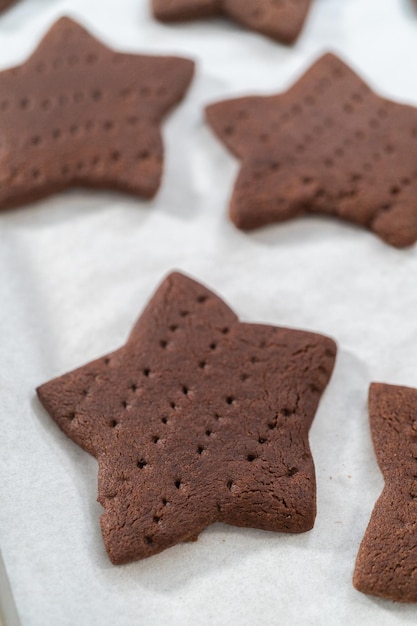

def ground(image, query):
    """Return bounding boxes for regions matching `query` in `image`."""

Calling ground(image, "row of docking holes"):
[24,116,147,148]
[0,81,167,114]
[223,108,406,160]
[133,406,296,476]
[8,148,154,184]
[223,76,372,134]
[110,390,293,432]
[109,381,237,430]
[32,51,127,73]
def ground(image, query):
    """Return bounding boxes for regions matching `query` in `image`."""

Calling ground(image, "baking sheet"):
[1,0,417,624]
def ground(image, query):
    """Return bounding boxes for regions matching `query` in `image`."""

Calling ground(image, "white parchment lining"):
[1,1,417,624]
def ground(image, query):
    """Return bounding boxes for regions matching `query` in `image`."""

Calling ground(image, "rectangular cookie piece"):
[353,383,417,602]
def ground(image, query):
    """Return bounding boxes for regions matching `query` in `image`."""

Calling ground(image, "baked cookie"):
[152,0,313,44]
[206,53,417,247]
[0,17,194,210]
[37,272,336,563]
[354,383,417,602]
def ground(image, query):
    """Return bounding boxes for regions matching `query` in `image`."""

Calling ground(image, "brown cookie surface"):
[37,272,336,564]
[152,0,313,44]
[353,383,417,602]
[206,53,417,248]
[0,17,194,210]
[0,0,18,12]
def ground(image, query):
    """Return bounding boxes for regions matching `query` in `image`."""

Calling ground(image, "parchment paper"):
[1,0,417,624]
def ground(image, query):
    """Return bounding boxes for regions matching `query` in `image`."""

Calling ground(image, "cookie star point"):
[37,272,336,563]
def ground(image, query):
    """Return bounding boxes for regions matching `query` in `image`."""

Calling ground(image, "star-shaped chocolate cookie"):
[206,53,417,247]
[152,0,313,44]
[37,272,336,563]
[354,383,417,602]
[0,17,194,210]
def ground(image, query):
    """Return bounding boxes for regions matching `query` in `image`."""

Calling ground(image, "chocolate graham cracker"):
[354,383,417,602]
[152,0,313,44]
[206,53,417,247]
[0,17,194,210]
[37,272,336,564]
